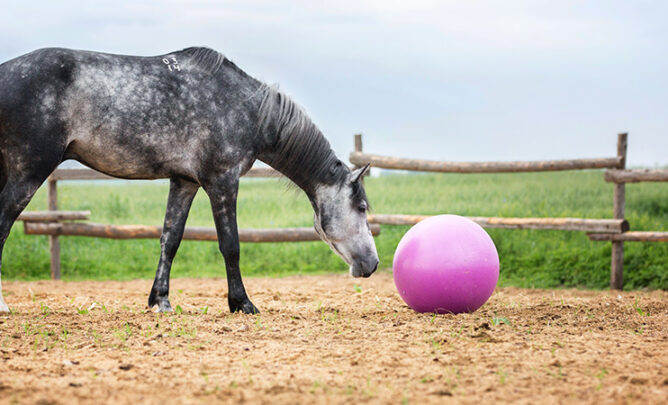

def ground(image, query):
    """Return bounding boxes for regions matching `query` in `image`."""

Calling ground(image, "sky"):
[1,0,666,167]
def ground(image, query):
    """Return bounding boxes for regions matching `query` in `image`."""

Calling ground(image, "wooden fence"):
[18,167,380,280]
[350,133,668,290]
[16,133,666,287]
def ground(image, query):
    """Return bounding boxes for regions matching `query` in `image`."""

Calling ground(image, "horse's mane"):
[179,47,227,74]
[256,84,345,191]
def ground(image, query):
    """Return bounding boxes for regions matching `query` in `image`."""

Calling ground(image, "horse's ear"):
[350,164,370,183]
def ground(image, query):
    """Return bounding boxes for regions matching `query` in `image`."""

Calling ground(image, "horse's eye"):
[358,204,367,213]
[330,160,343,176]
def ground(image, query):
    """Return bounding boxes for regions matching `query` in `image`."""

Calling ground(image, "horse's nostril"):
[363,260,379,277]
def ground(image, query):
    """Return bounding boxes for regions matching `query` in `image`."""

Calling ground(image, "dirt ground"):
[1,272,666,404]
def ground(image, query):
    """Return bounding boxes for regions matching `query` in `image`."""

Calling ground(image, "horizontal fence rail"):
[17,211,91,222]
[24,222,382,242]
[50,167,282,181]
[588,232,668,242]
[349,152,622,174]
[604,169,668,183]
[367,214,628,233]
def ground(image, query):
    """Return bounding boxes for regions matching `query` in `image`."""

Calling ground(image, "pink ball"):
[393,215,499,314]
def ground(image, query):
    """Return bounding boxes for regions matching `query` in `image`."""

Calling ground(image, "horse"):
[0,47,379,314]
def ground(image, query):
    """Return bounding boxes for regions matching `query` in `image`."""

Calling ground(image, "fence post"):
[47,177,61,280]
[611,132,627,290]
[354,133,363,157]
[354,134,365,184]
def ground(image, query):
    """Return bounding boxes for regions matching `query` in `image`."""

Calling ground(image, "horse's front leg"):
[148,177,199,312]
[204,173,259,314]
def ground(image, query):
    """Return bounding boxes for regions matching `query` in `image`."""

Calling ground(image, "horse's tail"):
[0,109,5,193]
[0,88,6,192]
[0,141,5,194]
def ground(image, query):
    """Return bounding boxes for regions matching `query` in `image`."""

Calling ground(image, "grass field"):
[4,170,668,289]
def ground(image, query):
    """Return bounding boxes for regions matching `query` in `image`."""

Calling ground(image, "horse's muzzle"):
[351,257,379,278]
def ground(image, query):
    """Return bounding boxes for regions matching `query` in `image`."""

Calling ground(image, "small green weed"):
[39,302,51,316]
[497,367,508,385]
[114,322,133,342]
[491,316,511,326]
[633,299,648,316]
[595,368,608,390]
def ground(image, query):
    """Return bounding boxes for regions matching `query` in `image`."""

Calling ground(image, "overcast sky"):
[1,1,666,166]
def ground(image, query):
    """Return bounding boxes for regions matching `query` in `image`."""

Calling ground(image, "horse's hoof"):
[152,301,173,313]
[0,301,9,314]
[148,291,172,313]
[230,299,259,314]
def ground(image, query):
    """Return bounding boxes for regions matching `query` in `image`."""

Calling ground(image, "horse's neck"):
[260,132,336,199]
[254,86,338,198]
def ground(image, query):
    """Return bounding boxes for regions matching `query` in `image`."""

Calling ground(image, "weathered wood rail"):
[352,132,666,290]
[588,232,668,242]
[24,222,380,242]
[350,152,623,173]
[17,211,91,222]
[49,167,282,180]
[604,169,668,183]
[368,214,628,233]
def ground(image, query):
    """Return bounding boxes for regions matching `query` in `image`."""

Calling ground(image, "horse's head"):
[312,163,379,278]
[255,85,378,276]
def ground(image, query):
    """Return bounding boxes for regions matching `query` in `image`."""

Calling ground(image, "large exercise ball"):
[393,215,499,314]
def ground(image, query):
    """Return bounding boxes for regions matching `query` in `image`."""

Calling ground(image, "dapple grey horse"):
[0,47,378,314]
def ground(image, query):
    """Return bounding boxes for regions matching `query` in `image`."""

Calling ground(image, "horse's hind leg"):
[148,177,199,312]
[0,171,56,313]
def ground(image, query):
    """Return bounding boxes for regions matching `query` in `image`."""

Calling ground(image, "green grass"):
[4,171,667,289]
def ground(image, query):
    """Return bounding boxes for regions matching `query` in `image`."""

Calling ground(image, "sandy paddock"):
[1,272,666,404]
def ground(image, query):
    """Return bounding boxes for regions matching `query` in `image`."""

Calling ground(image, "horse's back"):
[0,46,224,128]
[0,47,260,181]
